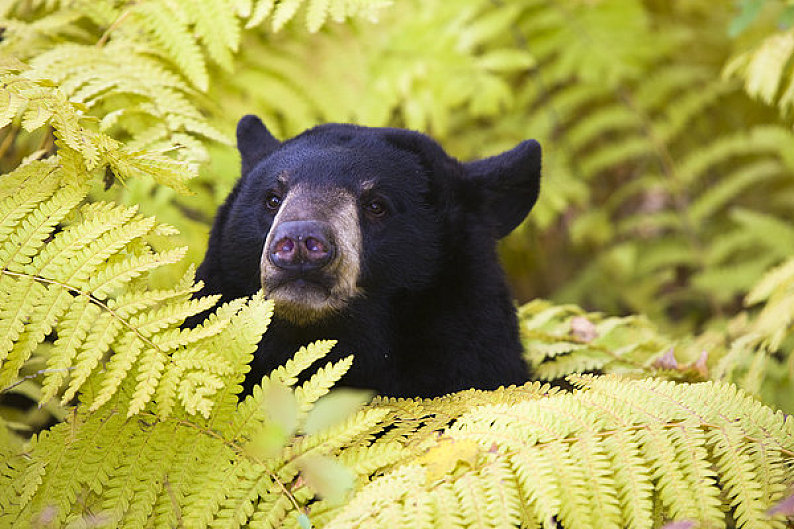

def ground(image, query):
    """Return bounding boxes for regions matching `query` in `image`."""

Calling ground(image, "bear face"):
[196,115,541,398]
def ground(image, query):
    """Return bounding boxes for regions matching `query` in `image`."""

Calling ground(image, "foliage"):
[1,0,794,528]
[520,252,794,413]
[3,338,794,528]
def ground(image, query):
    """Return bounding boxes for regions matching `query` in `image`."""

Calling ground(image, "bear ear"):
[463,140,541,238]
[237,115,281,175]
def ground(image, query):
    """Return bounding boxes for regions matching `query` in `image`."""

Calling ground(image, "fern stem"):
[140,412,308,518]
[1,367,74,393]
[0,269,166,361]
[163,475,184,528]
[96,9,133,48]
[615,86,724,320]
[0,122,20,160]
[35,125,55,159]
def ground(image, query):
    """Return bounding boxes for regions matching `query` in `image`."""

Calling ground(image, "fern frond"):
[271,0,303,32]
[323,465,428,529]
[185,0,241,70]
[0,159,235,412]
[266,339,337,388]
[130,1,209,91]
[689,160,783,224]
[293,355,354,413]
[5,368,792,529]
[600,429,654,529]
[288,407,391,461]
[519,299,671,380]
[305,0,332,32]
[247,0,275,28]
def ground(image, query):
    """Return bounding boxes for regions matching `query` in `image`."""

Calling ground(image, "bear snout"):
[268,220,336,272]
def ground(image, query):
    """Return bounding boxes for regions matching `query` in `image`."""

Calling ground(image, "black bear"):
[195,115,542,398]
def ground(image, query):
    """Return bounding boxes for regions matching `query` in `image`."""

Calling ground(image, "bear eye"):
[364,199,388,218]
[265,192,282,212]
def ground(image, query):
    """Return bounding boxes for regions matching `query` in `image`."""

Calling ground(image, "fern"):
[0,72,270,415]
[724,0,794,115]
[518,299,680,381]
[2,2,794,528]
[317,378,793,529]
[4,373,790,528]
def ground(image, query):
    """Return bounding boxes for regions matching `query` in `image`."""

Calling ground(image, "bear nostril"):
[274,237,295,256]
[276,239,295,253]
[305,237,326,255]
[271,237,297,268]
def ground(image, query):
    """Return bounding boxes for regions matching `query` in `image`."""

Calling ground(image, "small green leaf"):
[297,454,354,505]
[264,382,299,435]
[303,388,372,435]
[297,512,313,529]
[728,0,765,37]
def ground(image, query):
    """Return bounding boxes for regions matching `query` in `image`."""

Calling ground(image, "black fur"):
[195,115,542,398]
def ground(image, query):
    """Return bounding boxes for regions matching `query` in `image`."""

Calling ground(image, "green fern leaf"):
[265,339,337,388]
[271,0,303,31]
[600,429,654,529]
[0,181,85,271]
[91,333,145,410]
[707,421,769,529]
[288,407,390,460]
[38,296,101,402]
[294,355,354,413]
[247,0,275,28]
[87,246,188,299]
[690,160,782,224]
[429,483,467,529]
[188,0,241,70]
[306,0,331,32]
[131,1,209,91]
[129,347,168,415]
[747,257,794,305]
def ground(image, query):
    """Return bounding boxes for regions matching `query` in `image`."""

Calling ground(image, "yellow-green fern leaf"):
[266,339,337,388]
[61,312,123,403]
[187,0,241,70]
[429,483,466,529]
[293,355,354,414]
[247,0,275,28]
[170,436,230,527]
[271,0,303,31]
[128,346,168,416]
[598,429,654,529]
[306,0,332,32]
[0,180,85,272]
[131,1,209,91]
[0,161,59,237]
[288,407,390,460]
[337,440,409,476]
[110,150,196,195]
[38,296,101,402]
[87,246,188,299]
[324,465,428,529]
[707,421,769,529]
[462,459,522,528]
[91,333,145,410]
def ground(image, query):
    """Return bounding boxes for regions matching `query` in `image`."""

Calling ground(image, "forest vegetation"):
[0,0,793,527]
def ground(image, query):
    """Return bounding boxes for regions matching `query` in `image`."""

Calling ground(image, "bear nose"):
[268,220,335,271]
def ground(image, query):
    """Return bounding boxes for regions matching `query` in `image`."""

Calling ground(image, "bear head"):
[196,115,541,396]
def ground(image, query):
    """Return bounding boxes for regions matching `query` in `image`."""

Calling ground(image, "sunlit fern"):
[2,365,792,528]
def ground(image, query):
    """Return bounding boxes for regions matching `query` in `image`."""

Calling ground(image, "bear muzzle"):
[259,186,363,324]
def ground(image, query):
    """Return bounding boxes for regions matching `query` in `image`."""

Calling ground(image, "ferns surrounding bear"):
[1,0,794,528]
